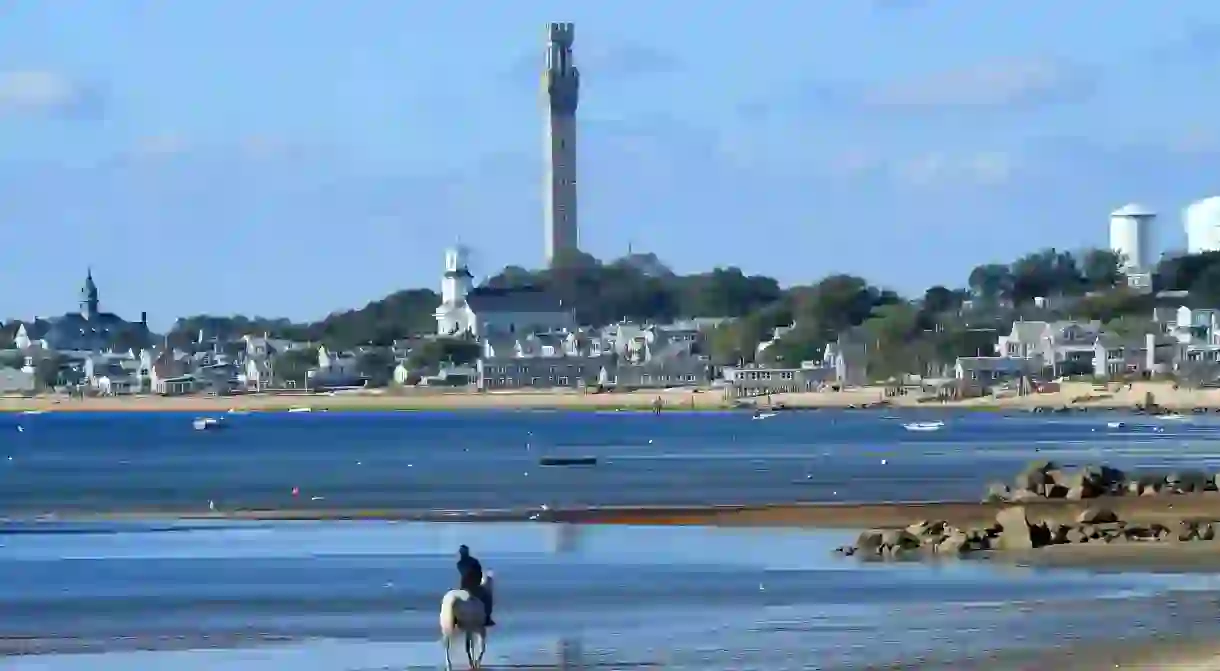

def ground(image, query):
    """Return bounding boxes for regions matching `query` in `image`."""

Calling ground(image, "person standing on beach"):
[457,545,494,626]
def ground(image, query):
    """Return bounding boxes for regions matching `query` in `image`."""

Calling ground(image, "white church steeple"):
[434,245,475,336]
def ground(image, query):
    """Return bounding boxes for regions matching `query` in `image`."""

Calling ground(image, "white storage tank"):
[1184,197,1220,254]
[1108,203,1155,271]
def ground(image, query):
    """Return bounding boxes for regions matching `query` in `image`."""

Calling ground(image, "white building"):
[434,246,475,336]
[432,247,576,339]
[1109,203,1154,271]
[1185,196,1220,254]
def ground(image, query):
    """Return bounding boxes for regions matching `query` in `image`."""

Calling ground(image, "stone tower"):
[542,22,580,266]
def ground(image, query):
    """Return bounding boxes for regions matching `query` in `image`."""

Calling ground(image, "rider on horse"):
[457,545,495,626]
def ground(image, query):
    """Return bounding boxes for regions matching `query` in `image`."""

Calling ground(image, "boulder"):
[1177,520,1202,542]
[1172,470,1211,493]
[983,482,1011,502]
[1014,461,1057,491]
[995,506,1049,550]
[1010,489,1042,502]
[855,530,886,554]
[1065,485,1094,500]
[1076,507,1118,525]
[936,531,969,556]
[1079,465,1127,494]
[880,529,922,550]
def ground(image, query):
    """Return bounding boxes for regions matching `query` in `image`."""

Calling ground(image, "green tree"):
[1080,248,1123,290]
[406,338,480,371]
[967,263,1013,301]
[272,349,317,386]
[357,349,397,387]
[34,354,64,390]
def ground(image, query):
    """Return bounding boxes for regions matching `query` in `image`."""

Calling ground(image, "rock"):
[1010,489,1042,502]
[1066,485,1091,500]
[1177,521,1201,542]
[983,482,1011,502]
[1077,507,1118,525]
[1014,461,1057,491]
[1126,480,1142,496]
[995,506,1049,550]
[1203,523,1217,541]
[1044,484,1069,498]
[936,531,969,556]
[855,530,886,554]
[1050,524,1073,544]
[1066,528,1089,543]
[1175,470,1211,493]
[880,529,922,550]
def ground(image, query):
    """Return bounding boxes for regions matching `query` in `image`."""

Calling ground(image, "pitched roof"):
[465,286,568,314]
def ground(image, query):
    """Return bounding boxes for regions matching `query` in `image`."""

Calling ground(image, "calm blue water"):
[4,410,1220,513]
[5,520,1220,670]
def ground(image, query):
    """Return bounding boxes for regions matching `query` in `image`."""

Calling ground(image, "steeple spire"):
[80,266,100,319]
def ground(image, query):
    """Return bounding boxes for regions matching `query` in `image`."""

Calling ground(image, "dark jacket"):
[457,554,483,590]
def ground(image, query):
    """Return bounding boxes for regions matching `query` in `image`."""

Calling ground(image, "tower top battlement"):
[547,22,574,46]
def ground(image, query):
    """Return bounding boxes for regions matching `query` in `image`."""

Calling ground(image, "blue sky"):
[2,2,1220,326]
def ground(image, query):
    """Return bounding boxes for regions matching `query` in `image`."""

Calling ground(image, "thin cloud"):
[865,59,1094,109]
[0,70,105,119]
[769,58,1096,120]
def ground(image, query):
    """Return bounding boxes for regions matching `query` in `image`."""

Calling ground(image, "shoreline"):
[4,379,1220,413]
[29,492,1220,530]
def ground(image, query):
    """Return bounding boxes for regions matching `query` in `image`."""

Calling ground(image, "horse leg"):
[442,633,453,671]
[464,631,475,669]
[473,628,487,668]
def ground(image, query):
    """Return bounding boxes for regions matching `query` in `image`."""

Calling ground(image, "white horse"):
[439,572,494,671]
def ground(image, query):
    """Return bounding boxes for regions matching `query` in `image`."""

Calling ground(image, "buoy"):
[291,487,300,496]
[881,459,888,465]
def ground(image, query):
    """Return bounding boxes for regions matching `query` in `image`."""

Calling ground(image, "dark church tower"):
[80,267,99,320]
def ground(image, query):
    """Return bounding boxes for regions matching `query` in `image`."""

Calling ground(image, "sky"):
[3,1,1220,326]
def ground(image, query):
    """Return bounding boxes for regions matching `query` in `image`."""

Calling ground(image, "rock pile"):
[983,460,1220,502]
[835,505,1219,561]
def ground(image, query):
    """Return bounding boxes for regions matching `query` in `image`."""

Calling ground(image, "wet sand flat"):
[81,492,1220,530]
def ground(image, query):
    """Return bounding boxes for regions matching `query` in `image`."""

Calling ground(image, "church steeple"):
[80,266,99,320]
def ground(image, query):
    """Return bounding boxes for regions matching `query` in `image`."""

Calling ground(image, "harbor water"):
[4,409,1220,513]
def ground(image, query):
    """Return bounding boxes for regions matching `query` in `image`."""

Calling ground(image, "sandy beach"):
[2,379,1219,413]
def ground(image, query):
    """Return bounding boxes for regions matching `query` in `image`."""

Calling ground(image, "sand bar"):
[46,492,1220,530]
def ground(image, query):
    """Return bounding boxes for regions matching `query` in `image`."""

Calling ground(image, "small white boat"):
[287,407,312,413]
[19,410,45,416]
[903,421,944,432]
[1106,421,1125,429]
[192,417,225,431]
[752,412,777,421]
[226,408,250,415]
[1153,413,1187,421]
